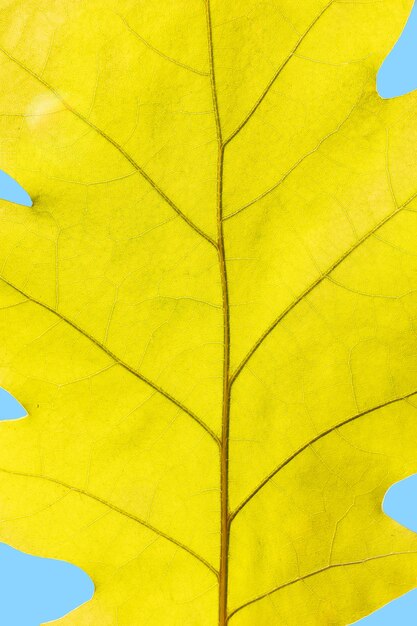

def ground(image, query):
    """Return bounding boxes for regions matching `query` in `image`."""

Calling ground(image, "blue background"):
[0,389,93,624]
[377,0,417,99]
[1,2,417,622]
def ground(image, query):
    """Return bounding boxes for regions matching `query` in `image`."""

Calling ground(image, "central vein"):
[217,144,230,626]
[205,2,231,624]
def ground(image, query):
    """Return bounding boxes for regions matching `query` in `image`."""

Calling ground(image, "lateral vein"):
[223,0,335,146]
[0,47,217,248]
[230,389,417,522]
[0,275,220,445]
[0,466,218,577]
[230,190,417,385]
[227,550,417,620]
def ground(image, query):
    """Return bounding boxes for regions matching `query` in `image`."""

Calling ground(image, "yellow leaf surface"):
[1,1,417,624]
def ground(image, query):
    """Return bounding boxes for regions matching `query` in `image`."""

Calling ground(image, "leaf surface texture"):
[0,1,417,624]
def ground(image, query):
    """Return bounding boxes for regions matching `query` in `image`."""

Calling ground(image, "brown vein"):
[0,466,218,577]
[223,95,360,221]
[230,190,417,386]
[0,275,220,445]
[230,389,417,522]
[227,551,417,620]
[0,46,216,248]
[206,1,231,623]
[223,0,335,146]
[117,12,210,76]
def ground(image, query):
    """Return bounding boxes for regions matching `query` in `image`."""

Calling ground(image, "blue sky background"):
[1,3,417,623]
[377,0,417,99]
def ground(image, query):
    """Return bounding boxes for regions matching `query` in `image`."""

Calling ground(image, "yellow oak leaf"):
[1,1,417,624]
